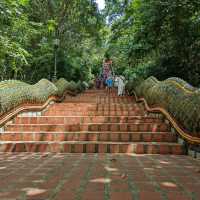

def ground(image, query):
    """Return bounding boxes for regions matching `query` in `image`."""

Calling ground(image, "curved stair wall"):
[127,76,200,145]
[0,78,87,126]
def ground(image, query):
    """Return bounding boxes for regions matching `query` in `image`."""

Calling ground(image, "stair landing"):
[0,153,199,200]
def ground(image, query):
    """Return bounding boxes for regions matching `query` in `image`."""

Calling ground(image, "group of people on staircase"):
[95,59,126,96]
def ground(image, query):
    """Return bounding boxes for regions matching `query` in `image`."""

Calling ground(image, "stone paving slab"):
[0,153,199,200]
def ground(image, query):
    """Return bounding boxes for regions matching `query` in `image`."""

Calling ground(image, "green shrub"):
[76,81,84,93]
[82,81,89,90]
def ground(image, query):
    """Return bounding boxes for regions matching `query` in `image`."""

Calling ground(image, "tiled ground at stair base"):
[0,154,199,200]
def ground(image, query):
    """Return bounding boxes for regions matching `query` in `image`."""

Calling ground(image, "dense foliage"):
[1,0,200,86]
[0,0,105,83]
[105,0,200,86]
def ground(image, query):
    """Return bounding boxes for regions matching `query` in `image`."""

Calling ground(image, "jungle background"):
[0,0,200,86]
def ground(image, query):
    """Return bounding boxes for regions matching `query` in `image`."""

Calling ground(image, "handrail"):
[133,90,200,145]
[0,90,76,127]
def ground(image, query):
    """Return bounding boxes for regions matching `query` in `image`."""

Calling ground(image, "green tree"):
[0,0,105,83]
[105,0,200,85]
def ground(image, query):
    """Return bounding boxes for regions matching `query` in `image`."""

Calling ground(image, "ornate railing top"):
[127,76,200,144]
[0,78,88,118]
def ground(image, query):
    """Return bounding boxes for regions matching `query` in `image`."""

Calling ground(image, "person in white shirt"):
[116,75,126,96]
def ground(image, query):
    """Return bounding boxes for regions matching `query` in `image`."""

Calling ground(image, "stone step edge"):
[0,141,184,154]
[15,116,158,119]
[1,131,172,134]
[0,141,181,145]
[7,122,166,126]
[42,114,146,117]
[54,103,137,105]
[63,101,134,103]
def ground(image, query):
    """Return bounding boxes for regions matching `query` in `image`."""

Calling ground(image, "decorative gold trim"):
[165,80,195,94]
[133,91,200,144]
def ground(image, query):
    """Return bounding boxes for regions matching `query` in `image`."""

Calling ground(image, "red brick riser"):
[0,89,185,154]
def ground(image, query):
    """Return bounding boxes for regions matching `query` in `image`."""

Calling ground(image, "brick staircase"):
[0,89,184,154]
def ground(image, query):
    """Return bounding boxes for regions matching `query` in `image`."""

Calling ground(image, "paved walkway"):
[0,153,199,200]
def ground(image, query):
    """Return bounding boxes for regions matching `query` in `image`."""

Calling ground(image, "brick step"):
[46,104,142,110]
[59,102,136,104]
[99,96,133,99]
[0,132,177,142]
[5,123,170,132]
[14,116,163,124]
[80,93,121,97]
[64,99,133,103]
[46,107,141,112]
[98,96,133,99]
[66,95,132,98]
[43,110,145,116]
[84,89,119,93]
[0,141,184,154]
[44,105,141,110]
[65,96,132,99]
[83,90,118,94]
[63,101,134,104]
[48,104,139,110]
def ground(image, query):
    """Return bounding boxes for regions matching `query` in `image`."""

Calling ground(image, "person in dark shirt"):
[95,76,101,89]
